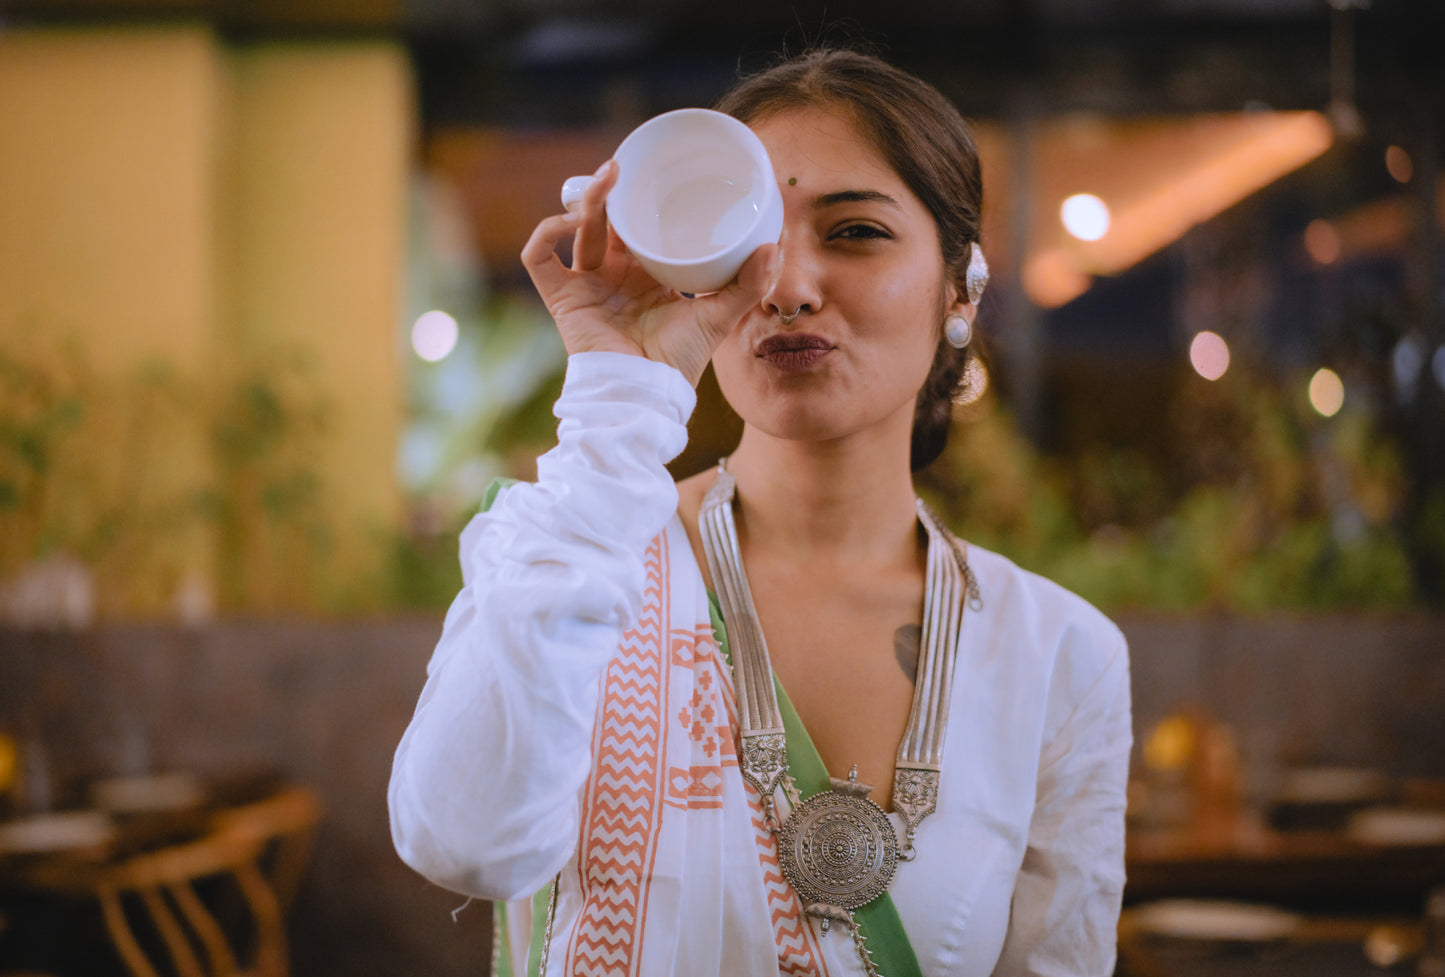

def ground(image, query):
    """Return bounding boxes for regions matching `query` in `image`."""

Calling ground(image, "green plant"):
[0,341,211,614]
[918,365,1427,612]
[0,335,340,618]
[206,346,334,613]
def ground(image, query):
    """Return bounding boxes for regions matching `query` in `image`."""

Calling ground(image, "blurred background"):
[1,0,1443,974]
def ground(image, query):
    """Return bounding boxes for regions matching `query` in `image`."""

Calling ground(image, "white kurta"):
[389,351,1133,977]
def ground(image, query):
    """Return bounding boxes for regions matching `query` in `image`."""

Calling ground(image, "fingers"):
[572,160,617,272]
[736,242,781,299]
[520,212,583,297]
[521,159,617,300]
[701,243,779,331]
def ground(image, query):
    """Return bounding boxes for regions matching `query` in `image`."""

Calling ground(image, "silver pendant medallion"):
[699,462,979,976]
[777,766,899,933]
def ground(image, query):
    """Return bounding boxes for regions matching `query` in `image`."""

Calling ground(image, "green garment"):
[708,591,924,977]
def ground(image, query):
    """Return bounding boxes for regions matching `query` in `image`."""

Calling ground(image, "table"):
[1118,912,1427,977]
[1127,810,1445,910]
[1122,789,1445,977]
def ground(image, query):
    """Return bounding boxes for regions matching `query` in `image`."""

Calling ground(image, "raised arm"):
[388,352,695,900]
[389,152,775,902]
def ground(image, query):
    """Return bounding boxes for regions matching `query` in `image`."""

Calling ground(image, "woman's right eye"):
[830,223,892,242]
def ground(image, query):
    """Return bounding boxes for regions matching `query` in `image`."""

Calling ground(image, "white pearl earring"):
[944,313,973,349]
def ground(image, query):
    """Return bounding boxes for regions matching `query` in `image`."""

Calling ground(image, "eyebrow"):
[812,189,900,209]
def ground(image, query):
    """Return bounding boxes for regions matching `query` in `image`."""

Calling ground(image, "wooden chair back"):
[65,785,323,977]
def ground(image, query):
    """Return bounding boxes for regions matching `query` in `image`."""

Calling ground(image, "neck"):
[724,423,921,568]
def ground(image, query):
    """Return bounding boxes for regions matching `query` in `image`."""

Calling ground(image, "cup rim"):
[608,107,777,269]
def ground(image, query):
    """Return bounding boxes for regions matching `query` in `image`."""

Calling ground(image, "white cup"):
[561,108,783,294]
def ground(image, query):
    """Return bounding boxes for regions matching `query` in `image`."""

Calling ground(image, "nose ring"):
[779,307,803,325]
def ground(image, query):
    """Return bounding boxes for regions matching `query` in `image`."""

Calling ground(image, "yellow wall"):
[218,41,412,611]
[0,27,222,370]
[0,24,412,617]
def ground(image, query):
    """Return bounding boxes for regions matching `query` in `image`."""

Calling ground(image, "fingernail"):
[594,160,610,178]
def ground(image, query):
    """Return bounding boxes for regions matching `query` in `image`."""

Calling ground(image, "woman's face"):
[711,105,968,451]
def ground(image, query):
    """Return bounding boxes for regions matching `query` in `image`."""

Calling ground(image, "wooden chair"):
[93,830,284,977]
[209,786,323,917]
[29,785,322,977]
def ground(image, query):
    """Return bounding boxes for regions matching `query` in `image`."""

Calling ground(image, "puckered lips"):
[755,333,835,372]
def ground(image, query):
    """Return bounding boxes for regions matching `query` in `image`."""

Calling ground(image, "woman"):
[390,49,1131,977]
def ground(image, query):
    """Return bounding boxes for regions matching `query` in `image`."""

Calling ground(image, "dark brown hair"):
[715,48,984,470]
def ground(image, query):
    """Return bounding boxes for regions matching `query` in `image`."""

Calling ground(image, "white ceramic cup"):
[561,108,783,294]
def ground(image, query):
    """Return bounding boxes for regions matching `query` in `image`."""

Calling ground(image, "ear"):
[943,280,976,324]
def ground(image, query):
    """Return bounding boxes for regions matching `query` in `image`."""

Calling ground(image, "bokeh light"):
[1189,330,1231,381]
[1304,219,1341,265]
[1392,335,1424,394]
[412,310,459,362]
[1060,193,1111,241]
[1385,145,1413,184]
[1309,367,1345,417]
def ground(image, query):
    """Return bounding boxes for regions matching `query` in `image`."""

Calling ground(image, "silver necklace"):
[699,461,979,973]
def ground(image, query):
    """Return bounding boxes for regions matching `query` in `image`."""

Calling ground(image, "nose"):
[761,226,823,324]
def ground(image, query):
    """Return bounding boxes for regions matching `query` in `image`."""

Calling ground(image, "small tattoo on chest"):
[893,624,922,683]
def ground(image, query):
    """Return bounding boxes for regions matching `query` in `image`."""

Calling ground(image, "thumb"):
[697,243,778,339]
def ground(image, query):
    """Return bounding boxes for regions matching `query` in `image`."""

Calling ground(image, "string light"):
[1385,145,1413,184]
[1309,368,1345,417]
[1392,335,1424,394]
[412,310,459,362]
[1189,331,1231,381]
[1304,219,1342,265]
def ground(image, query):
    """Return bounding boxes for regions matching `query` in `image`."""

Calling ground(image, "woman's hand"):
[521,160,778,387]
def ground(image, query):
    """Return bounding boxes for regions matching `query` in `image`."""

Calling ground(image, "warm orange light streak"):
[1022,250,1092,310]
[1023,111,1334,308]
[1084,112,1335,271]
[1312,174,1445,263]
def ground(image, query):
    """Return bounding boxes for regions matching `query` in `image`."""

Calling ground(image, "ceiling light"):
[1061,193,1111,241]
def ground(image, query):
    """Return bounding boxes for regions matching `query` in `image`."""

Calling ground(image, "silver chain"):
[850,918,882,977]
[701,461,978,977]
[536,873,560,975]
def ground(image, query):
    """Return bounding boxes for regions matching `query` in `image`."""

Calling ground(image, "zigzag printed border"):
[565,534,671,977]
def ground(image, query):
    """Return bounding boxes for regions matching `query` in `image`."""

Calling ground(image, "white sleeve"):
[991,626,1132,977]
[388,351,696,901]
